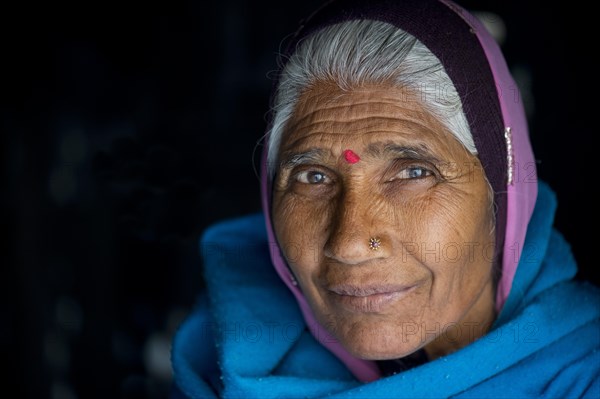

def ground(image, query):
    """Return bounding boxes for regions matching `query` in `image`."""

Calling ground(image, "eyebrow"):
[277,142,440,170]
[366,142,440,162]
[278,148,326,169]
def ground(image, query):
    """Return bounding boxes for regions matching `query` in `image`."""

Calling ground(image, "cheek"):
[389,178,493,266]
[412,180,493,245]
[272,194,333,270]
[411,182,495,298]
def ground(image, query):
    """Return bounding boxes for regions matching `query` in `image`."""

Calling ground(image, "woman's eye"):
[394,166,433,180]
[295,170,329,184]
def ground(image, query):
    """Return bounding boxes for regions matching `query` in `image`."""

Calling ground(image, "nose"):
[323,191,391,265]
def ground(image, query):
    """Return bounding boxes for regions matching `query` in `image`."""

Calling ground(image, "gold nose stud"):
[369,237,382,251]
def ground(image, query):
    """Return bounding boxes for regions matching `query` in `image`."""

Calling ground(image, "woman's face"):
[272,83,496,360]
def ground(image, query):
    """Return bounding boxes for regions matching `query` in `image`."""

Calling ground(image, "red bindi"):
[343,149,360,164]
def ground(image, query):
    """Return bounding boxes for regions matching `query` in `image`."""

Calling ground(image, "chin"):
[345,339,425,361]
[332,320,428,361]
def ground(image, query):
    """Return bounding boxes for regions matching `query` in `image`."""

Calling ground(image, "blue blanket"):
[172,182,600,398]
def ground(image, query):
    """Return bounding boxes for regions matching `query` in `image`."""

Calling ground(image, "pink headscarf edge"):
[438,0,538,311]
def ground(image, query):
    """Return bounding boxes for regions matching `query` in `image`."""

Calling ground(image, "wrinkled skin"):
[272,82,496,360]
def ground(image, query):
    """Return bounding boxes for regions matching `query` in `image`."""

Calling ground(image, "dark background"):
[3,1,596,398]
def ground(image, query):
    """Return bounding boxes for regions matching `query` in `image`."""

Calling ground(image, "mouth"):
[327,284,417,313]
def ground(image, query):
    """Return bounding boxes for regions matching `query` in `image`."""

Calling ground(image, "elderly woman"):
[172,0,600,397]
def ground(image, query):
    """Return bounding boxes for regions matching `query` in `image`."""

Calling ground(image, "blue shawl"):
[171,182,600,398]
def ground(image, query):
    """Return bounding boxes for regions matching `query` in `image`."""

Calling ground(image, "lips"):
[327,284,416,313]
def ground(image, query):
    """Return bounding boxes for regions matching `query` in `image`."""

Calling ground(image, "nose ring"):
[369,237,382,251]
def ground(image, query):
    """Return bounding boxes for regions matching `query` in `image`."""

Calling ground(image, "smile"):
[327,284,416,313]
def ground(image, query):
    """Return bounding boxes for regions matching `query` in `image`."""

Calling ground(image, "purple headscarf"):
[260,0,537,382]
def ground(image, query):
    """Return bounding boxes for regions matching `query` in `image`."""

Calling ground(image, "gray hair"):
[267,20,475,177]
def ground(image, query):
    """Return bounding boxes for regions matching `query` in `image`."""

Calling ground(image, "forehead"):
[281,82,458,155]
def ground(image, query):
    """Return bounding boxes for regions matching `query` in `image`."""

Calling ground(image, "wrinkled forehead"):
[278,83,467,161]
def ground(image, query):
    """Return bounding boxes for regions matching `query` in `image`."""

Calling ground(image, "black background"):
[3,1,596,398]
